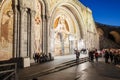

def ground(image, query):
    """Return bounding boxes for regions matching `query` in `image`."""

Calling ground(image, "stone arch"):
[50,3,85,39]
[38,0,46,16]
[49,2,85,55]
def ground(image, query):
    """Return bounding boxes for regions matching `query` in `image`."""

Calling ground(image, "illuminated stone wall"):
[0,0,99,61]
[47,0,99,55]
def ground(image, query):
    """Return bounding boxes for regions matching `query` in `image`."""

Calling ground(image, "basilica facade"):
[0,0,99,61]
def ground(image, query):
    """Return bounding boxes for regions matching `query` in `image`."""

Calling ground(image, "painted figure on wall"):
[1,11,13,48]
[0,0,13,60]
[54,15,69,42]
[34,0,42,53]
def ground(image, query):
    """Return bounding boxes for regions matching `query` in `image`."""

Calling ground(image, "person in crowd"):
[39,54,43,63]
[94,49,99,62]
[33,52,40,63]
[109,50,114,63]
[104,49,110,63]
[114,50,119,65]
[74,49,80,63]
[89,50,94,62]
[48,52,53,61]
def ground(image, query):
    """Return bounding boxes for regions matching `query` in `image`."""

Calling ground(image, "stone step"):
[23,57,89,80]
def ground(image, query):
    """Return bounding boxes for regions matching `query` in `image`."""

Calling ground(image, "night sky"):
[79,0,120,26]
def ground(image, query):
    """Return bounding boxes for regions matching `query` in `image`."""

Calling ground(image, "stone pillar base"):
[10,57,30,68]
[23,57,30,68]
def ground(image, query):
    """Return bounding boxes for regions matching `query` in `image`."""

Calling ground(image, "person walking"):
[74,49,80,64]
[109,50,114,63]
[89,50,94,62]
[104,50,110,63]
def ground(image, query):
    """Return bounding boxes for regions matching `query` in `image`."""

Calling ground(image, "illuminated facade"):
[0,0,99,61]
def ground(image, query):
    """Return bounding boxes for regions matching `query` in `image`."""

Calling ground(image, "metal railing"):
[0,63,18,80]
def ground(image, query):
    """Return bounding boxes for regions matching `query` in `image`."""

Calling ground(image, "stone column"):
[12,0,16,58]
[13,3,22,58]
[26,9,31,57]
[47,16,52,54]
[30,10,36,59]
[13,5,18,58]
[19,7,28,57]
[42,15,48,54]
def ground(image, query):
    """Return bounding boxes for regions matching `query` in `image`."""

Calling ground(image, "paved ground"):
[38,61,120,80]
[18,54,120,80]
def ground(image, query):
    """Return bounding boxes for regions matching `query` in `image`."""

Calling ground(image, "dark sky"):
[79,0,120,26]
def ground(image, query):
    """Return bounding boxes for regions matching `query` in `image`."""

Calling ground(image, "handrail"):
[0,69,15,74]
[0,63,18,80]
[0,63,16,67]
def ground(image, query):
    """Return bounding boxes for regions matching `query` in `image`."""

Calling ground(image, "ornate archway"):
[49,2,85,56]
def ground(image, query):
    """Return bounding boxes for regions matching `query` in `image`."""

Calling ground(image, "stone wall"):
[0,0,99,61]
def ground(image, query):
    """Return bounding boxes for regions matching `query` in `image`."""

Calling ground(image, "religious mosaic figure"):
[54,16,69,42]
[54,15,69,55]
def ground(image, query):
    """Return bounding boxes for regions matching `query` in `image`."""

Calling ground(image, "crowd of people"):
[88,48,120,65]
[88,49,99,62]
[102,49,120,65]
[33,52,54,63]
[33,48,120,66]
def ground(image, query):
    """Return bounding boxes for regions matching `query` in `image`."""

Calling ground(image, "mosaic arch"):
[0,0,13,61]
[49,3,84,56]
